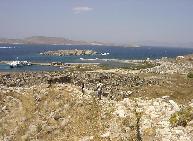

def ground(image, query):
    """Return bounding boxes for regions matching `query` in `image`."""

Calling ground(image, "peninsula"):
[0,36,104,46]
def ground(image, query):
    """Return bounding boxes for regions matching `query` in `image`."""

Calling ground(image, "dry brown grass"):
[0,84,116,141]
[133,73,193,105]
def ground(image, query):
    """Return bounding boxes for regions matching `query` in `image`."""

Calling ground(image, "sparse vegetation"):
[1,60,193,140]
[170,106,193,127]
[100,61,159,70]
[131,61,159,70]
[187,72,193,78]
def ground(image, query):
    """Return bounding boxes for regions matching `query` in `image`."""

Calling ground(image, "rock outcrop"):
[0,70,160,100]
[0,83,193,141]
[41,49,97,56]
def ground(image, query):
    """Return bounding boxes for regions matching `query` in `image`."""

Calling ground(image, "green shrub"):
[170,106,193,127]
[187,72,193,78]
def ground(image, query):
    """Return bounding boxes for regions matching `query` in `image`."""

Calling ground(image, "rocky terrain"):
[0,57,193,141]
[41,50,97,56]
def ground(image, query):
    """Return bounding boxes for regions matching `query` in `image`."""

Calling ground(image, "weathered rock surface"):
[0,83,192,141]
[143,60,193,74]
[0,70,160,100]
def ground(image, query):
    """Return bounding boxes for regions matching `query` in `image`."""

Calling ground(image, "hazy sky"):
[0,0,193,44]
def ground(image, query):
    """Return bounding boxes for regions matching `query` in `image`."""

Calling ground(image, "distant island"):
[0,36,105,46]
[0,36,141,47]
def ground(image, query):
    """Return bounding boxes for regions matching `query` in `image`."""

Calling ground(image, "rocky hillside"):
[0,83,193,141]
[0,56,193,141]
[0,60,193,140]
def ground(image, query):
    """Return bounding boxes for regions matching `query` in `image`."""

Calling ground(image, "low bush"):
[170,106,193,127]
[187,72,193,78]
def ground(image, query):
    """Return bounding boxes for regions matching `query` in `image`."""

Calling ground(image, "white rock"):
[101,131,110,138]
[113,105,127,118]
[61,118,69,127]
[153,101,160,106]
[169,100,180,111]
[79,136,94,141]
[28,125,37,134]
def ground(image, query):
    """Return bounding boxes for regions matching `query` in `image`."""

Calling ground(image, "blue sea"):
[0,44,193,72]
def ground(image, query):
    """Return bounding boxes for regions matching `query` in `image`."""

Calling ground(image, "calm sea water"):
[0,44,193,72]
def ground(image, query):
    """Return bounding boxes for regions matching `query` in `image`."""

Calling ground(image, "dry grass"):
[0,84,116,141]
[133,73,193,105]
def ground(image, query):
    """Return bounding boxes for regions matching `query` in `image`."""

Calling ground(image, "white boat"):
[101,52,110,56]
[9,61,22,68]
[80,58,99,61]
[22,61,32,66]
[8,60,32,68]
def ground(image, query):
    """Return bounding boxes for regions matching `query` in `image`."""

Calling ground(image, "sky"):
[0,0,193,45]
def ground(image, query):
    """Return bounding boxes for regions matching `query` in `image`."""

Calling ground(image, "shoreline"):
[0,53,192,72]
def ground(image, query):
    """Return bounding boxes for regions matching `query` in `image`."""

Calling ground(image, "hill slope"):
[0,36,104,45]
